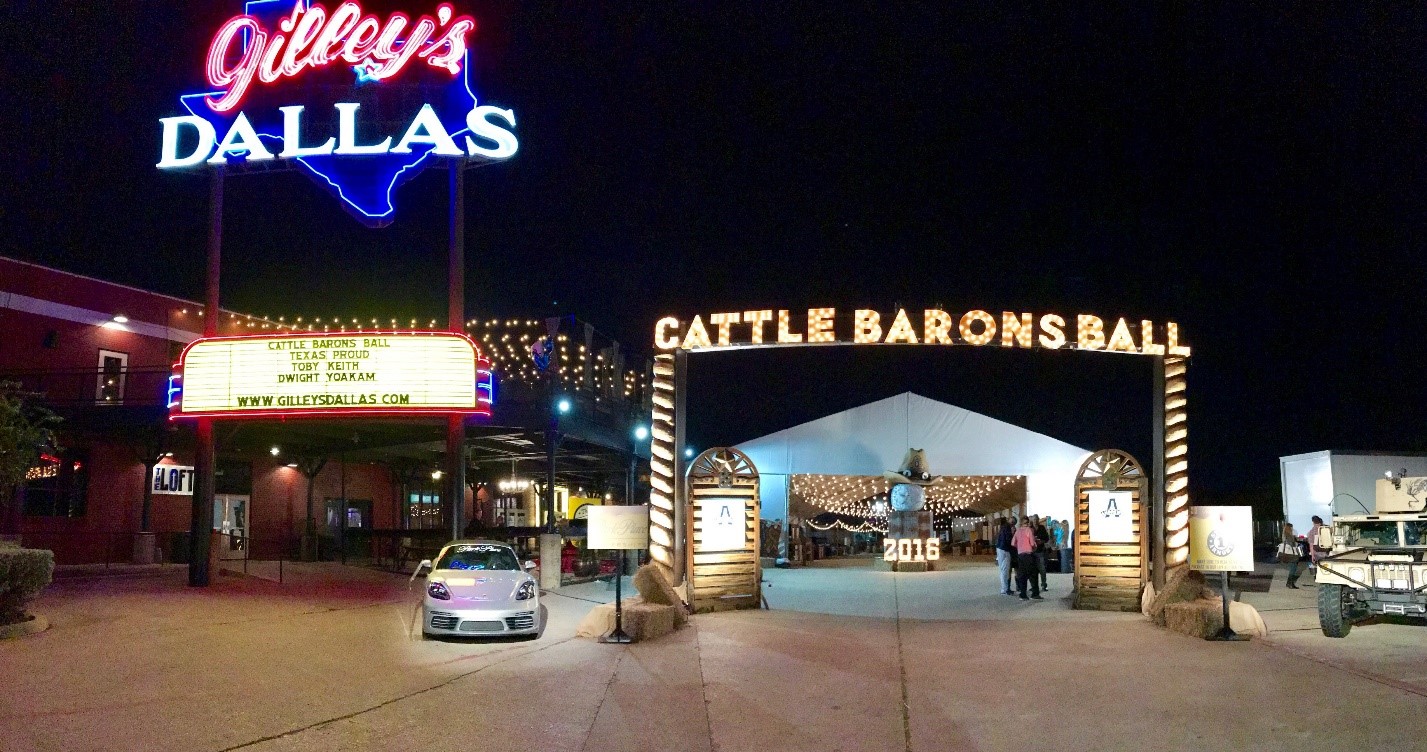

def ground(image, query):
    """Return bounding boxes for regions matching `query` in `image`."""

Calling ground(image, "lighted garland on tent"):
[791,473,1022,532]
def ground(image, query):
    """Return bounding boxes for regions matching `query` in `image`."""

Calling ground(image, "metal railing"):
[14,530,182,569]
[0,367,173,407]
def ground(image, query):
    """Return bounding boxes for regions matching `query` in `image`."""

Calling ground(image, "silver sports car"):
[418,540,540,638]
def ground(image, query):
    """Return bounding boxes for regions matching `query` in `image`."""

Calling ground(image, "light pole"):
[546,396,572,532]
[537,395,570,591]
[627,423,649,573]
[603,420,649,645]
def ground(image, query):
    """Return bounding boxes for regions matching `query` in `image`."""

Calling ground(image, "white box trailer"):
[1279,451,1427,530]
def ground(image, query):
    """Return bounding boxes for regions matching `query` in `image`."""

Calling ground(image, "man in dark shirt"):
[995,518,1016,595]
[1032,515,1051,591]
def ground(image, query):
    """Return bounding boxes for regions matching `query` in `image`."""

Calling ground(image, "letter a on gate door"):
[1103,497,1121,518]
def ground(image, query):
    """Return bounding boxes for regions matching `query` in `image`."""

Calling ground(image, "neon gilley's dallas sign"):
[156,2,517,222]
[655,309,1192,356]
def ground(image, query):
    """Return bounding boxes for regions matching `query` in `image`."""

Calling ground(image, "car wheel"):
[1318,583,1352,638]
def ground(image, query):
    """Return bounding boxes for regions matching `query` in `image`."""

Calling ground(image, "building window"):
[24,451,89,517]
[407,492,442,529]
[96,349,128,404]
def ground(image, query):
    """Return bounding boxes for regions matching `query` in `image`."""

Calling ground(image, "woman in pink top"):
[1012,519,1041,600]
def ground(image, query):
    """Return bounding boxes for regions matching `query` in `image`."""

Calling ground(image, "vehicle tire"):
[1318,583,1352,638]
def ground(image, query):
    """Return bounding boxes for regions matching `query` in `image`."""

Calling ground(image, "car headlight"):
[427,581,451,600]
[515,581,536,601]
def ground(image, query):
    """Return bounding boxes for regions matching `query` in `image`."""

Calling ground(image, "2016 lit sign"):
[159,1,518,225]
[883,538,940,563]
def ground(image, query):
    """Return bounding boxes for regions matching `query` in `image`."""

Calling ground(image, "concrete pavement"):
[2,559,1424,752]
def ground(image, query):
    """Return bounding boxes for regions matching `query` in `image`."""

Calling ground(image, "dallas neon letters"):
[157,101,518,168]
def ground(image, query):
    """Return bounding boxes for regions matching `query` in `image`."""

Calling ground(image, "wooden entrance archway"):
[684,447,761,612]
[1073,449,1150,611]
[644,308,1192,601]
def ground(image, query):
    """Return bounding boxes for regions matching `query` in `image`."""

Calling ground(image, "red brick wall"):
[18,440,150,565]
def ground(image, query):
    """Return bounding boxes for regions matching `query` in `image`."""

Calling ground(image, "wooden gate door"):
[685,447,761,613]
[1073,449,1150,611]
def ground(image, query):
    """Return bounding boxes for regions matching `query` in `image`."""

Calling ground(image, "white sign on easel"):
[1087,490,1134,542]
[587,505,650,550]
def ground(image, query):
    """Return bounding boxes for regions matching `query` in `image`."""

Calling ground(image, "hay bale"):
[623,601,678,640]
[1147,568,1211,626]
[1163,597,1269,639]
[1164,599,1221,639]
[574,597,681,642]
[633,564,688,626]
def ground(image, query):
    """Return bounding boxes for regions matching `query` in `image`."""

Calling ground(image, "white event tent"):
[734,392,1092,524]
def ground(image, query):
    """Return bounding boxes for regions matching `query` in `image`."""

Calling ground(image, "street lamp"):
[633,424,649,441]
[544,397,572,532]
[684,446,695,459]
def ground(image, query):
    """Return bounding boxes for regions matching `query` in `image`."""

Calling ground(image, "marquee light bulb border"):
[167,330,494,420]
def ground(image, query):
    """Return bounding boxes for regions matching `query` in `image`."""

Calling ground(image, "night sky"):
[3,3,1425,497]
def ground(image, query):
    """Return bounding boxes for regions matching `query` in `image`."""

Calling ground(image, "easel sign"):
[588,505,650,550]
[1189,505,1254,641]
[587,505,649,644]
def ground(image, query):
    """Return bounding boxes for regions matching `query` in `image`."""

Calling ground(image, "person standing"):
[1058,519,1073,573]
[1281,522,1308,588]
[1032,515,1051,591]
[1013,518,1042,600]
[1307,515,1327,573]
[995,518,1015,595]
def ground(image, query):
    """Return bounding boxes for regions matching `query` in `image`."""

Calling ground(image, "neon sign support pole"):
[446,161,466,542]
[189,168,222,587]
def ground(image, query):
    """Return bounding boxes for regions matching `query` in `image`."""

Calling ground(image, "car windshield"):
[436,544,520,571]
[1404,521,1427,546]
[1342,522,1399,547]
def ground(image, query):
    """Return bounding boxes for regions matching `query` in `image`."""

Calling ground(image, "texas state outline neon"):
[179,0,493,223]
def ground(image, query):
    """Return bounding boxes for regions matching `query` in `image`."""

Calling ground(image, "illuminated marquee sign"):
[655,308,1191,356]
[158,1,517,225]
[169,331,493,418]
